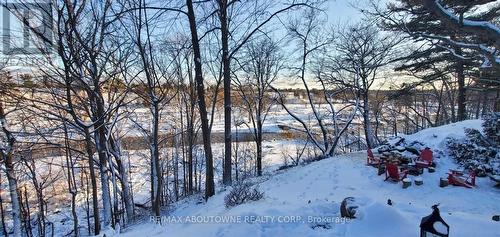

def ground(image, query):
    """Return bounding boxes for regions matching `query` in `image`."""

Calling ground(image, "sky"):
[0,0,365,55]
[327,0,364,24]
[0,0,395,89]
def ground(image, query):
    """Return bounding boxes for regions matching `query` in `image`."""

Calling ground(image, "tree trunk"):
[0,103,21,237]
[5,153,22,237]
[456,59,466,121]
[219,0,232,186]
[0,173,8,237]
[256,119,263,176]
[256,137,263,176]
[174,133,179,201]
[186,82,195,195]
[117,156,134,222]
[63,121,79,237]
[186,0,215,200]
[94,127,113,228]
[83,132,100,234]
[362,92,376,149]
[109,138,134,223]
[151,101,162,217]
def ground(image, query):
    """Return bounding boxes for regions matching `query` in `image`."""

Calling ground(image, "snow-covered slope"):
[402,119,483,151]
[115,120,499,237]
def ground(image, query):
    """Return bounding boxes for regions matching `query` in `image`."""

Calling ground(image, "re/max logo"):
[2,1,53,55]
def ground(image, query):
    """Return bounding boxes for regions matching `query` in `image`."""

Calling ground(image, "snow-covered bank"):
[115,120,499,237]
[402,119,483,151]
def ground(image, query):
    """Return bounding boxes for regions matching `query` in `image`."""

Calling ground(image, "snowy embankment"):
[116,120,499,237]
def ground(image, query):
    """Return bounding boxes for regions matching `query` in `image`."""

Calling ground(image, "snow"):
[434,0,500,35]
[402,119,482,151]
[113,120,499,237]
[433,221,448,235]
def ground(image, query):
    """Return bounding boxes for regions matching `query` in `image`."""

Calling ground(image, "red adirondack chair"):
[367,149,381,167]
[415,148,433,168]
[448,170,476,188]
[385,163,408,182]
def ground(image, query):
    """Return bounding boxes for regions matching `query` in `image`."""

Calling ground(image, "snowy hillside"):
[114,120,500,237]
[402,119,483,151]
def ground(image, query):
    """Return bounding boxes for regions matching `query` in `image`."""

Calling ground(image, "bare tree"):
[186,0,216,199]
[0,74,22,237]
[120,0,179,217]
[327,22,399,149]
[234,38,283,176]
[274,8,359,157]
[212,0,317,185]
[8,0,137,233]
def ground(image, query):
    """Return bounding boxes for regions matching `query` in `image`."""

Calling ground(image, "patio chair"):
[385,163,408,182]
[447,169,476,188]
[415,147,433,168]
[367,149,381,167]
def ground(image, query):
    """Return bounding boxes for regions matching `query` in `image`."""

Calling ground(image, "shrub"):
[446,137,497,176]
[483,112,500,145]
[224,183,264,208]
[446,114,500,176]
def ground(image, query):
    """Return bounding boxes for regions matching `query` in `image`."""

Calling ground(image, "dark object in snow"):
[406,147,420,155]
[492,215,499,221]
[395,146,406,152]
[308,200,311,204]
[387,199,392,206]
[310,223,332,229]
[420,204,449,237]
[224,183,264,208]
[377,164,386,176]
[395,137,406,147]
[377,145,391,153]
[405,165,423,176]
[277,164,296,171]
[428,167,436,173]
[340,197,358,218]
[439,178,449,187]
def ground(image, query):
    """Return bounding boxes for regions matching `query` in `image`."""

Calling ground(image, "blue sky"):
[327,0,364,24]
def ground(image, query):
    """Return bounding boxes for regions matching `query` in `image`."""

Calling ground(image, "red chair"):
[415,148,433,168]
[367,149,381,167]
[385,163,408,182]
[448,170,476,188]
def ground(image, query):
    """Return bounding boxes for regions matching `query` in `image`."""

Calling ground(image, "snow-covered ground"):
[113,120,500,237]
